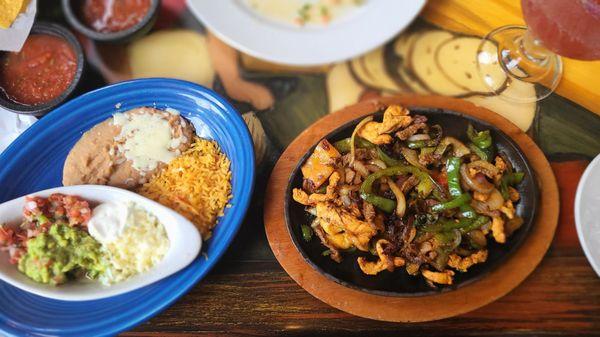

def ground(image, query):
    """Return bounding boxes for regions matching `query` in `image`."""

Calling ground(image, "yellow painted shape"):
[421,0,600,115]
[128,30,215,87]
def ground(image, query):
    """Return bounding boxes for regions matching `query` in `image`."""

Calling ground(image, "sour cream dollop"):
[88,202,129,244]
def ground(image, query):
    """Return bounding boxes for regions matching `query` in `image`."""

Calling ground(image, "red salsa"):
[0,34,77,106]
[82,0,151,33]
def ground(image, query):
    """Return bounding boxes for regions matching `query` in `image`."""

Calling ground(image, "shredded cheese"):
[137,137,232,239]
[100,202,169,284]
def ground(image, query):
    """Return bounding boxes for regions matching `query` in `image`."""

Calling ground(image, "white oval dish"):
[187,0,426,66]
[575,154,600,278]
[0,185,202,301]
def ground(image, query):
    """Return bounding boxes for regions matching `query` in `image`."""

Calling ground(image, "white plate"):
[0,185,202,301]
[187,0,426,66]
[575,154,600,278]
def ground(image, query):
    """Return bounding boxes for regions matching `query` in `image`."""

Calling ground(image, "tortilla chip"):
[0,0,28,29]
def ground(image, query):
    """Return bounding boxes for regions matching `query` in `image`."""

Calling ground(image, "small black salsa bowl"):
[62,0,160,43]
[0,22,85,117]
[285,107,539,297]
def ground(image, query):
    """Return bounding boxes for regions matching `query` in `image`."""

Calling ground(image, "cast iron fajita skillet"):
[285,107,539,297]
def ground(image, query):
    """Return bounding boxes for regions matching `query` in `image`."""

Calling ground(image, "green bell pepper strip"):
[301,224,313,242]
[458,205,477,219]
[398,166,435,196]
[458,215,491,233]
[378,149,438,196]
[431,229,462,271]
[500,171,525,199]
[446,157,462,197]
[467,124,492,149]
[362,194,396,214]
[422,215,489,234]
[359,167,407,213]
[376,147,402,167]
[407,140,428,149]
[468,143,491,162]
[333,137,375,154]
[360,165,434,213]
[446,157,477,218]
[430,193,471,212]
[434,229,462,249]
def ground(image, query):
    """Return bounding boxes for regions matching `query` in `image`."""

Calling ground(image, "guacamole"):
[18,223,105,285]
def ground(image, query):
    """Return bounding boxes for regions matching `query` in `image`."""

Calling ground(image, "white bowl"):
[0,185,202,301]
[187,0,426,66]
[575,154,600,278]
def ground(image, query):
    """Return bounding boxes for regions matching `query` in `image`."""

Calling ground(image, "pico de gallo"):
[0,194,105,285]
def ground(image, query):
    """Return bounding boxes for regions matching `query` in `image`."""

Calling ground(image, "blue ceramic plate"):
[0,79,255,336]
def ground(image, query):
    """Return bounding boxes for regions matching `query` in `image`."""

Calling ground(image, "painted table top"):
[6,0,600,335]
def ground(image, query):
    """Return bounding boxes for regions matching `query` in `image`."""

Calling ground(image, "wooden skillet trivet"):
[264,95,559,322]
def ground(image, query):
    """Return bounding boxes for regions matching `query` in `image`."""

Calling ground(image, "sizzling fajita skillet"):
[264,95,559,322]
[285,106,538,296]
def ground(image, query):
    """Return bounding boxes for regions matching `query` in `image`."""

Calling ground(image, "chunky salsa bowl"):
[0,22,85,116]
[285,107,539,296]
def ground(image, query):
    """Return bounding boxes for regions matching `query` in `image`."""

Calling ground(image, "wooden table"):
[122,161,600,336]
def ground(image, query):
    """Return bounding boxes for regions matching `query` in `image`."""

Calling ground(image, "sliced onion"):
[449,229,462,250]
[401,147,428,171]
[408,133,431,141]
[340,195,352,208]
[350,116,373,164]
[352,160,369,177]
[369,159,387,169]
[483,188,504,211]
[460,164,494,193]
[387,178,406,217]
[467,229,487,248]
[366,164,382,173]
[435,137,471,157]
[435,230,462,252]
[471,200,501,217]
[419,241,433,254]
[467,160,500,179]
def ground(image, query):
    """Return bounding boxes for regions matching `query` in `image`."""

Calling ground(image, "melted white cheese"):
[113,110,184,172]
